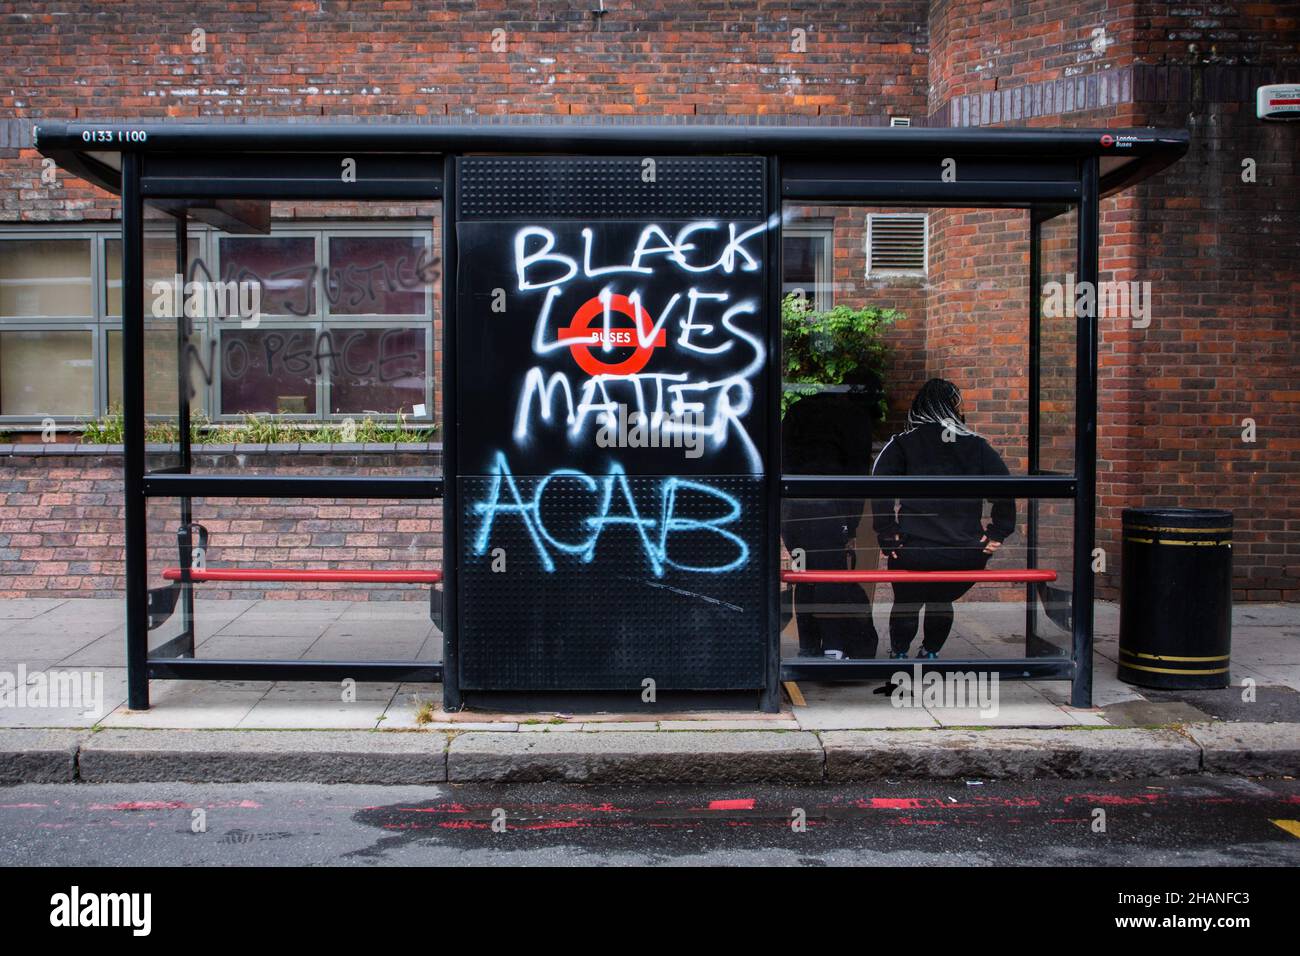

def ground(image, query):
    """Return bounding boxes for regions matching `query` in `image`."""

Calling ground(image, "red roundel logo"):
[1100,134,1114,147]
[557,294,666,377]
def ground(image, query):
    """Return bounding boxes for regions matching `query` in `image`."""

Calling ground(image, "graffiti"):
[471,452,749,576]
[166,253,432,403]
[465,217,770,575]
[508,219,772,473]
[175,327,422,405]
[185,249,439,318]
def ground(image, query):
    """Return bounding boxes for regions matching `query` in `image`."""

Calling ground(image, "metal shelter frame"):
[35,121,1188,711]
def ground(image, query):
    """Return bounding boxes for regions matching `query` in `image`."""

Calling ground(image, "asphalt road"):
[1,774,1297,867]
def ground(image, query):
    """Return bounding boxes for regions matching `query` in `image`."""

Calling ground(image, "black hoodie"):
[870,423,1016,551]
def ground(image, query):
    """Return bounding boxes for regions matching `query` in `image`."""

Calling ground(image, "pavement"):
[0,597,1296,784]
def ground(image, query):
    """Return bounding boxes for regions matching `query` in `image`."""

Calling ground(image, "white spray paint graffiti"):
[508,217,775,472]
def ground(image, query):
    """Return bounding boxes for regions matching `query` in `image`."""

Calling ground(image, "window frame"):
[781,222,834,311]
[0,220,435,428]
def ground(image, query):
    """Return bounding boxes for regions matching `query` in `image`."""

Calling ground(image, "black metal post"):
[1071,159,1100,707]
[175,214,195,657]
[122,153,149,710]
[1025,210,1042,656]
[440,155,460,710]
[760,155,782,713]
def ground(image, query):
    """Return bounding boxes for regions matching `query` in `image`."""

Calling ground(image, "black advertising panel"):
[455,157,770,693]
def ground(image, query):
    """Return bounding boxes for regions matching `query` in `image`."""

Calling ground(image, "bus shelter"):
[35,121,1187,712]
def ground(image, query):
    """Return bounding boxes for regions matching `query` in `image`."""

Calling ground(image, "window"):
[0,329,94,416]
[0,223,435,426]
[866,213,928,276]
[782,224,833,311]
[0,238,93,318]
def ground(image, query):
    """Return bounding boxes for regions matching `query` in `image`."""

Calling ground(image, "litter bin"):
[1118,507,1232,689]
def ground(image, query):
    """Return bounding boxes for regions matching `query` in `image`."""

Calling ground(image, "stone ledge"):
[2,442,443,457]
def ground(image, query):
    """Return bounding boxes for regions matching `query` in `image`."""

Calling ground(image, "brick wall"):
[0,0,1296,601]
[0,446,441,600]
[927,1,1299,601]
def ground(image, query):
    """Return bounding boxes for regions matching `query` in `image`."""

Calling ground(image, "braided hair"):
[904,377,977,437]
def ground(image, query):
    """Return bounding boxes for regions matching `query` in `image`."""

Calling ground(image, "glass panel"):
[1036,205,1079,475]
[780,496,1072,662]
[0,329,94,415]
[0,239,92,317]
[141,201,442,476]
[327,235,431,315]
[106,326,210,416]
[105,236,201,317]
[218,236,316,316]
[146,497,443,664]
[327,327,428,417]
[782,203,1033,476]
[219,327,318,415]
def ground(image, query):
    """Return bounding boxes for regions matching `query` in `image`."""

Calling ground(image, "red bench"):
[781,569,1056,584]
[162,568,442,584]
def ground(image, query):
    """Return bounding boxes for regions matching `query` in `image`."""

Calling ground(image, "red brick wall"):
[0,0,930,221]
[0,449,441,600]
[927,0,1300,601]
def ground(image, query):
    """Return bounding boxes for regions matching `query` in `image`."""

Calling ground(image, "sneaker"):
[823,649,845,661]
[889,650,909,660]
[916,650,939,660]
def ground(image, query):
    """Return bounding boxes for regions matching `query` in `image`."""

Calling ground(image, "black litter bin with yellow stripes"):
[1118,507,1232,689]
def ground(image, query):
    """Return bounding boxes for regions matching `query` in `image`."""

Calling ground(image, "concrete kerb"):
[0,723,1296,785]
[819,726,1204,780]
[76,729,450,784]
[447,729,826,783]
[0,729,86,783]
[1180,722,1300,777]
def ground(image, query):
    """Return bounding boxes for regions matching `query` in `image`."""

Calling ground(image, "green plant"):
[76,408,438,446]
[412,697,437,726]
[80,406,126,444]
[781,293,898,419]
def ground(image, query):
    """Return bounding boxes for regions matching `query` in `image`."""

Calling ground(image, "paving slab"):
[448,729,824,784]
[0,728,86,782]
[1182,722,1300,777]
[78,729,448,783]
[820,727,1201,780]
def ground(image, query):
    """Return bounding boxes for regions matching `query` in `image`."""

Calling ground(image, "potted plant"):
[781,293,897,421]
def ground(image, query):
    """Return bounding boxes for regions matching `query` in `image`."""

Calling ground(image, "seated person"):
[870,378,1015,659]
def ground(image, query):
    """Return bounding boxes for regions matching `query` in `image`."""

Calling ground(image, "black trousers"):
[887,542,990,655]
[791,581,879,659]
[782,499,878,659]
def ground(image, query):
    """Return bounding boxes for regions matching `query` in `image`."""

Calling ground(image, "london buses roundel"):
[558,293,667,377]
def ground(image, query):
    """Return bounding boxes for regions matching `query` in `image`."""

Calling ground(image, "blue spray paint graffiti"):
[471,452,749,576]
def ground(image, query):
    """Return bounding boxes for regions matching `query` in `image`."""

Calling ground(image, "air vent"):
[866,213,927,275]
[890,116,912,127]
